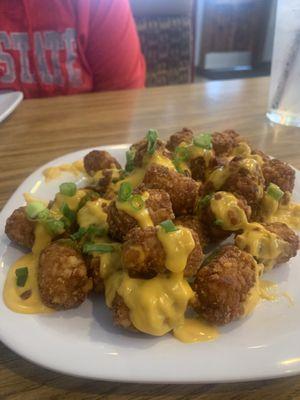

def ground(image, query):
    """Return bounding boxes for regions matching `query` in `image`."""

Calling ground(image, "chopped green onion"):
[175,146,190,161]
[160,219,178,233]
[129,194,145,211]
[83,243,114,254]
[193,133,212,150]
[146,129,158,155]
[59,182,77,197]
[45,219,65,235]
[15,267,28,287]
[26,201,46,219]
[267,183,284,201]
[56,238,79,249]
[36,208,50,221]
[70,227,88,240]
[199,194,212,207]
[60,203,76,226]
[214,219,223,226]
[125,149,136,172]
[118,182,132,202]
[86,224,107,237]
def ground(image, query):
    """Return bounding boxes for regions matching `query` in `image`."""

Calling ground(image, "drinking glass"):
[267,0,300,127]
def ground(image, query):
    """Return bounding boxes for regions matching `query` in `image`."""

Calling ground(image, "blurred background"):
[130,0,276,86]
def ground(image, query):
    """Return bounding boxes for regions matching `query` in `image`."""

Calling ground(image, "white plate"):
[1,145,300,384]
[0,91,23,123]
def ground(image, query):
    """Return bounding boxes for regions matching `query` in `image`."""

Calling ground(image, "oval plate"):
[0,145,300,383]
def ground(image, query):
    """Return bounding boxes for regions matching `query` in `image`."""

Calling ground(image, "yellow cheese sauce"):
[189,145,214,167]
[207,165,230,189]
[77,198,109,228]
[3,222,53,314]
[113,168,146,192]
[3,253,52,314]
[51,189,87,214]
[235,223,289,270]
[157,225,195,273]
[99,250,121,281]
[116,273,194,336]
[146,152,176,170]
[116,192,154,228]
[210,191,249,230]
[265,202,300,230]
[43,160,85,182]
[173,318,219,343]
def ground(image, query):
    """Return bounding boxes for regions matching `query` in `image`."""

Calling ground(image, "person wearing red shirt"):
[0,0,146,98]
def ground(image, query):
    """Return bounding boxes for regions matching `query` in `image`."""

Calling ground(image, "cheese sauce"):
[173,318,219,343]
[43,160,85,181]
[189,145,214,167]
[146,152,176,170]
[3,253,52,314]
[77,198,109,228]
[157,226,195,273]
[235,223,289,270]
[116,273,194,336]
[3,221,53,313]
[210,192,249,230]
[116,192,153,228]
[207,165,230,189]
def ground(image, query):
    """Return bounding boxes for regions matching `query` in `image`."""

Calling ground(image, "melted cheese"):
[77,198,109,228]
[92,168,121,187]
[3,254,52,314]
[113,168,146,193]
[157,225,195,273]
[147,152,176,170]
[207,165,230,189]
[210,192,248,230]
[264,202,300,230]
[116,192,153,228]
[43,160,85,182]
[51,189,87,214]
[115,273,194,336]
[235,223,289,270]
[189,145,214,167]
[32,223,52,256]
[99,251,121,280]
[231,142,251,157]
[173,318,219,343]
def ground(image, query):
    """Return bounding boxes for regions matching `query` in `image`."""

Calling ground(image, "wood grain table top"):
[1,77,300,399]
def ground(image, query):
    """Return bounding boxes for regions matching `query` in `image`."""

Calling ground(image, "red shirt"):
[0,0,146,98]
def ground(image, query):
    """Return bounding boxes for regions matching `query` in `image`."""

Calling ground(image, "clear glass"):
[267,0,300,127]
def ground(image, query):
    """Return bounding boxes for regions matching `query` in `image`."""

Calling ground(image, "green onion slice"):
[125,149,136,172]
[59,182,77,197]
[146,129,158,155]
[129,194,145,211]
[267,183,284,201]
[83,243,114,254]
[15,267,28,287]
[118,182,132,202]
[199,194,212,207]
[160,219,178,233]
[175,146,189,161]
[60,203,76,226]
[36,208,50,221]
[214,219,223,226]
[44,218,65,235]
[26,201,46,219]
[70,227,88,241]
[193,133,212,150]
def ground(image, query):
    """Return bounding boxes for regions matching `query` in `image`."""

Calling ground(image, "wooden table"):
[1,77,300,399]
